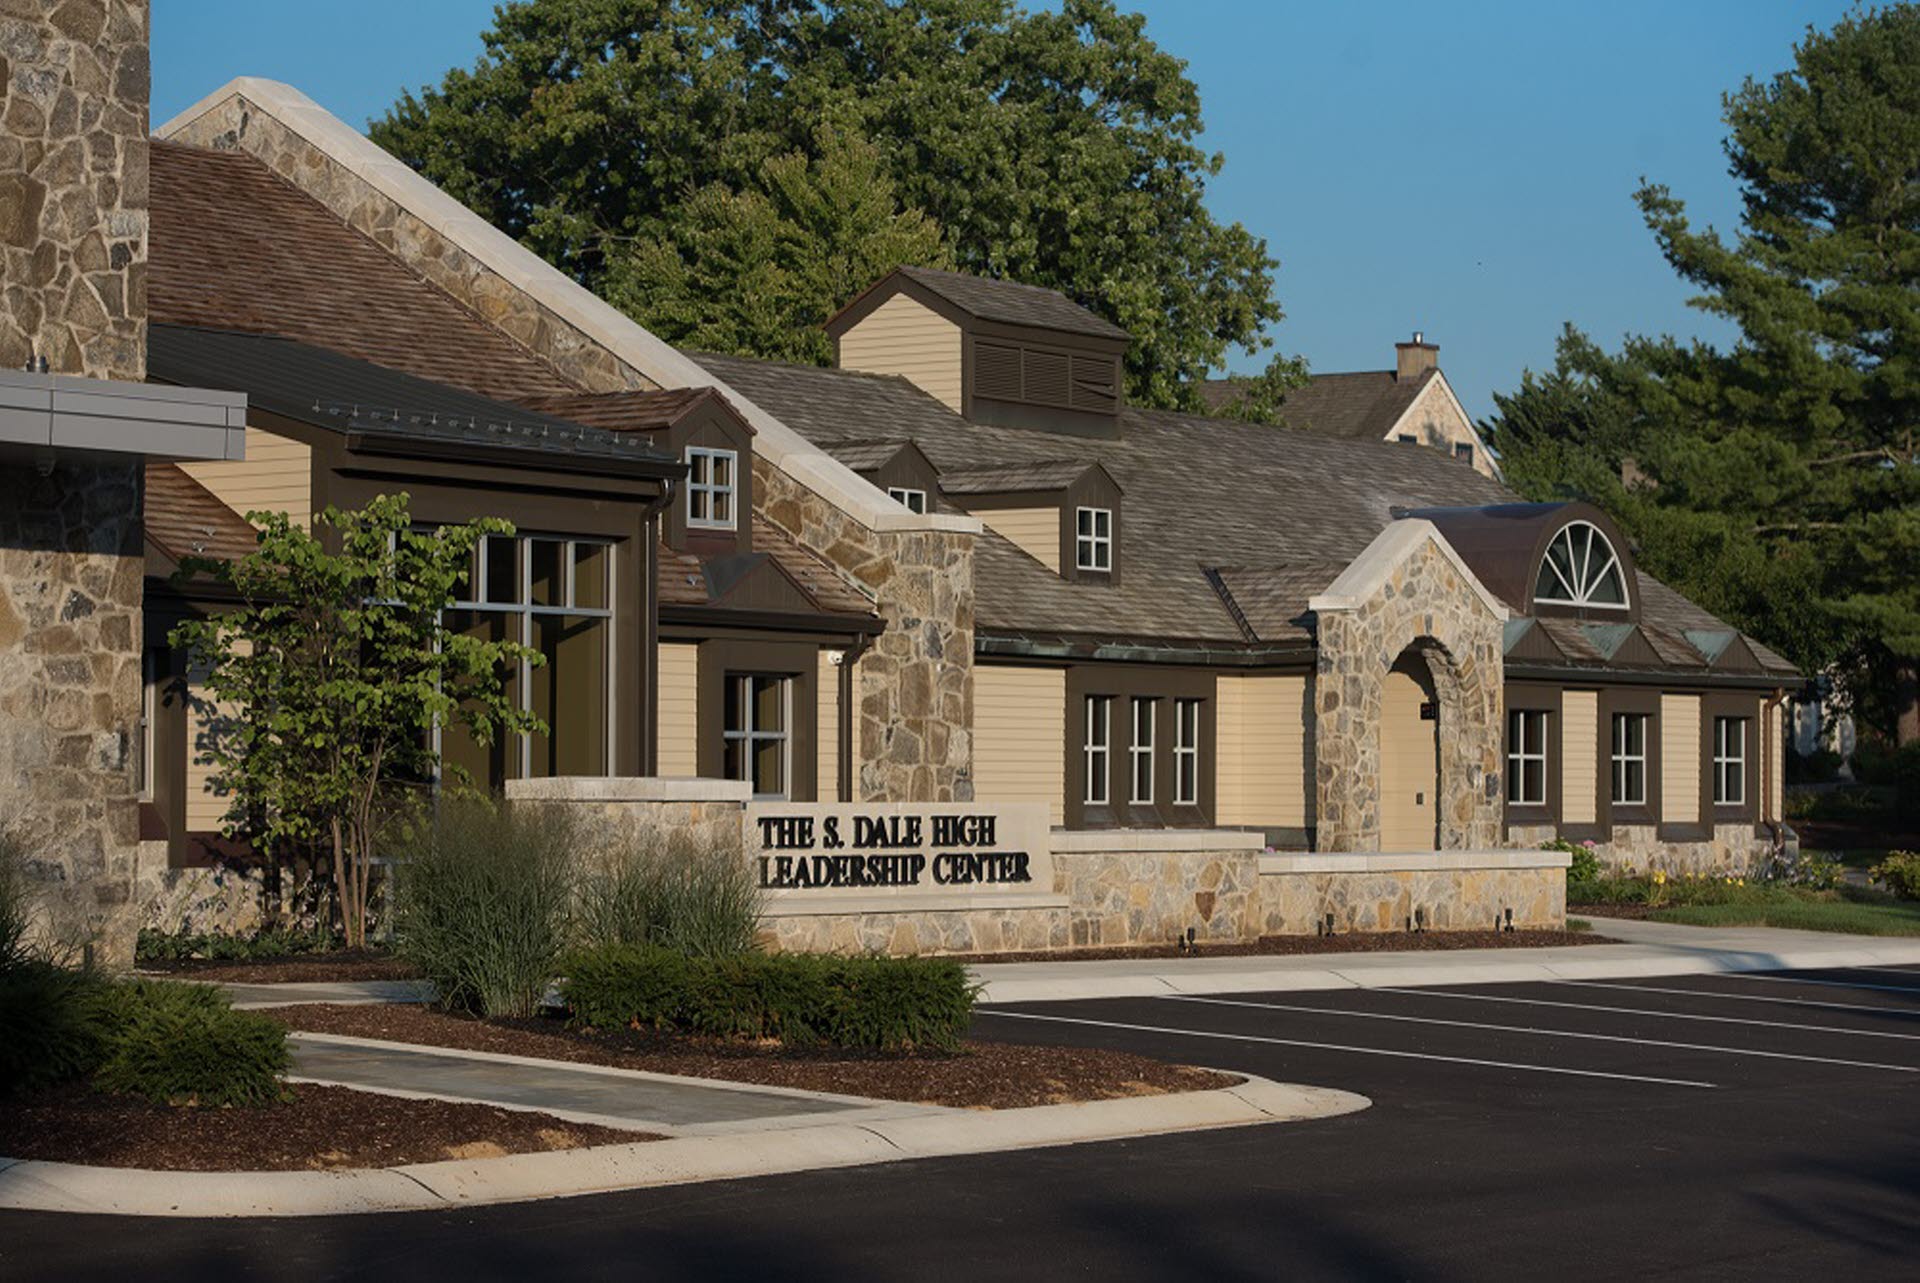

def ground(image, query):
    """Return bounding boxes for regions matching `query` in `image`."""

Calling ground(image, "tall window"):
[1506,709,1548,805]
[1454,442,1475,466]
[442,533,614,785]
[724,674,789,798]
[1083,695,1111,805]
[687,447,737,529]
[1534,520,1628,609]
[1611,712,1648,806]
[1173,698,1200,806]
[1076,507,1112,572]
[887,486,927,514]
[1713,716,1747,806]
[1129,697,1156,804]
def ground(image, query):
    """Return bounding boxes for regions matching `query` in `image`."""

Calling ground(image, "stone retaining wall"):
[1260,852,1568,936]
[1052,833,1262,948]
[1507,822,1775,878]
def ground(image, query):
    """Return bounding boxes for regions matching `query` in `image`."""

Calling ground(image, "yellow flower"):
[1652,870,1667,885]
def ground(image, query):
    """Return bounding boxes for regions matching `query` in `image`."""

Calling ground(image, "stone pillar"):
[756,460,975,803]
[1312,532,1506,853]
[0,0,150,965]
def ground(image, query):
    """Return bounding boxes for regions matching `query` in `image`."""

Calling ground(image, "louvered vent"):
[975,343,1023,401]
[1023,349,1071,407]
[1070,354,1118,413]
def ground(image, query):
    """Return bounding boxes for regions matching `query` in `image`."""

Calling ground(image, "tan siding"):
[976,507,1060,572]
[178,425,313,531]
[837,293,963,410]
[1767,703,1784,821]
[1562,690,1598,824]
[817,649,840,801]
[972,665,1066,826]
[1379,669,1437,852]
[1661,693,1701,824]
[184,667,235,833]
[1215,675,1310,828]
[658,643,699,776]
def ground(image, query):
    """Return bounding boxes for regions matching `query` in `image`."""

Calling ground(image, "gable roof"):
[938,459,1110,496]
[144,463,260,566]
[518,386,750,435]
[831,266,1131,342]
[150,141,572,403]
[1202,368,1439,442]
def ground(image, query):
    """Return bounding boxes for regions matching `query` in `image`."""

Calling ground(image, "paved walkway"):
[287,1033,945,1136]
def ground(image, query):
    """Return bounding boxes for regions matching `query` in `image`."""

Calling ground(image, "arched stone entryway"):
[1309,522,1507,852]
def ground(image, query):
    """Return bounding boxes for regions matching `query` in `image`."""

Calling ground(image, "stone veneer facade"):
[1314,535,1506,853]
[1509,821,1775,877]
[1261,854,1566,936]
[1052,836,1263,948]
[0,0,148,964]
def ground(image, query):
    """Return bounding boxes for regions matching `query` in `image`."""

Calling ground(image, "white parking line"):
[1163,994,1920,1075]
[1371,986,1920,1043]
[977,1010,1718,1089]
[1551,979,1920,1019]
[1735,973,1920,997]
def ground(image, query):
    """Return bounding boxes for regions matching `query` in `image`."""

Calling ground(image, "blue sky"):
[152,0,1855,420]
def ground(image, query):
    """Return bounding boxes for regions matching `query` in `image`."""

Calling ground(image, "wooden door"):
[1379,667,1438,852]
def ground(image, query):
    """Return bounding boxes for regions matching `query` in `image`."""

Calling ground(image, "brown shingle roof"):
[150,141,572,403]
[518,387,738,434]
[656,520,877,621]
[872,266,1131,341]
[1202,368,1436,441]
[938,459,1099,495]
[144,463,259,564]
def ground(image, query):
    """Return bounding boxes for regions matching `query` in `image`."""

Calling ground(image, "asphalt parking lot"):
[5,965,1918,1281]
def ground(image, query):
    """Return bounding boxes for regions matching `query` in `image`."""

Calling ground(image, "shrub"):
[563,945,978,1052]
[1871,851,1920,900]
[573,834,764,959]
[1542,837,1602,885]
[1785,851,1847,892]
[1788,748,1843,785]
[136,923,339,964]
[0,963,113,1096]
[393,796,577,1018]
[90,981,290,1106]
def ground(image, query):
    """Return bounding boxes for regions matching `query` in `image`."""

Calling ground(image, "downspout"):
[837,631,874,803]
[1762,686,1786,857]
[637,478,679,778]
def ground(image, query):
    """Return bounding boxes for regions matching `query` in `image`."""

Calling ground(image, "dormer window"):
[887,486,927,514]
[1535,520,1627,609]
[687,446,737,529]
[1076,507,1113,572]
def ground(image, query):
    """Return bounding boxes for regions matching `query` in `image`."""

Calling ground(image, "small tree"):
[171,495,542,948]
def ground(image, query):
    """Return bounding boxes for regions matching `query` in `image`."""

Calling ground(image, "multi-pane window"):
[887,487,927,514]
[1454,442,1474,466]
[1083,695,1112,805]
[442,533,614,785]
[1129,697,1156,804]
[1713,716,1747,806]
[724,674,789,798]
[687,447,737,529]
[1506,709,1548,805]
[1534,520,1628,609]
[1173,698,1200,806]
[1611,712,1648,806]
[1075,507,1112,572]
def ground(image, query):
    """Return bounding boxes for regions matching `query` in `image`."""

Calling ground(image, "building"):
[3,10,1801,959]
[1201,334,1497,477]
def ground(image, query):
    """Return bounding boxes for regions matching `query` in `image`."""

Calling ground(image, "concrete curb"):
[970,937,1920,1003]
[0,1074,1366,1218]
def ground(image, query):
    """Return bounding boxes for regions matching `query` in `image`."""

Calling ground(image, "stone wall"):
[1313,532,1505,852]
[0,0,148,379]
[1053,833,1262,948]
[0,461,144,963]
[757,461,975,803]
[761,902,1067,956]
[1261,852,1567,936]
[1509,821,1774,877]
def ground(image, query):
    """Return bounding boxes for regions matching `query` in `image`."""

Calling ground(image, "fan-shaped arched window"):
[1533,521,1628,608]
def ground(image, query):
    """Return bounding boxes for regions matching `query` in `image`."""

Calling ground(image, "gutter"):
[838,630,875,802]
[658,604,884,637]
[344,428,684,482]
[1504,662,1805,694]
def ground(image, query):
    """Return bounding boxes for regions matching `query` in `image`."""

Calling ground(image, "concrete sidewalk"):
[967,917,1920,1003]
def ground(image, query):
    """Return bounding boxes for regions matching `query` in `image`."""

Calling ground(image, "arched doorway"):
[1379,650,1440,852]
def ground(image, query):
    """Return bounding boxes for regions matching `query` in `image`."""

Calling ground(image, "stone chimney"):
[1395,331,1438,382]
[0,0,150,381]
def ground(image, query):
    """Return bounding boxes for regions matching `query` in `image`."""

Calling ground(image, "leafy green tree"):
[170,496,542,947]
[371,0,1296,408]
[1198,351,1314,425]
[1485,6,1920,741]
[604,124,949,366]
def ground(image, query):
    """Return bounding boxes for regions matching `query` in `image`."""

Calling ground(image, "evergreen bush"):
[90,981,291,1106]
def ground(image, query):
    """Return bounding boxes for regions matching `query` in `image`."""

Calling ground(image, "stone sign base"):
[1259,850,1569,936]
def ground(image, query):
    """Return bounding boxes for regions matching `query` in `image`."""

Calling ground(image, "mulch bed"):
[0,1081,654,1172]
[1569,902,1659,920]
[135,949,420,984]
[271,1004,1237,1109]
[946,926,1614,965]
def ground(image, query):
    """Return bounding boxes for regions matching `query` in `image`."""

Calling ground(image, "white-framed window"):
[1083,695,1111,805]
[1129,697,1156,804]
[1713,716,1747,806]
[1506,708,1548,805]
[1534,520,1629,609]
[686,447,738,529]
[1076,507,1112,572]
[1611,712,1648,806]
[887,486,927,514]
[724,673,790,799]
[441,532,616,784]
[1174,697,1200,805]
[1454,442,1474,465]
